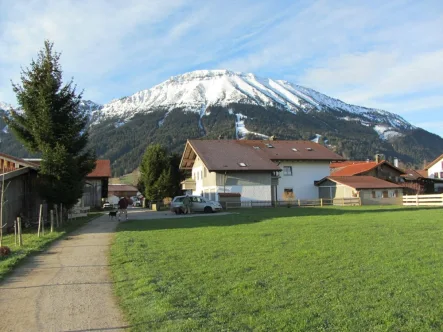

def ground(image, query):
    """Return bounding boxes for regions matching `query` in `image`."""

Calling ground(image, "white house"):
[426,154,443,192]
[179,139,345,202]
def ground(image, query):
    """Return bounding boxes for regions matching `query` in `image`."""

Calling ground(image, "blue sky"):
[1,0,442,137]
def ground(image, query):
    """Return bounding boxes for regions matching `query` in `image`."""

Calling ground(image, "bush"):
[0,246,11,257]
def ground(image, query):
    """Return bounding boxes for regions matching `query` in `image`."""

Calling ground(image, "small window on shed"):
[238,162,247,167]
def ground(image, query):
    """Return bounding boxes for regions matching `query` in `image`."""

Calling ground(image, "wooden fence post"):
[14,217,17,246]
[320,198,323,207]
[55,204,59,227]
[17,217,22,246]
[416,194,419,206]
[37,204,43,237]
[50,210,54,233]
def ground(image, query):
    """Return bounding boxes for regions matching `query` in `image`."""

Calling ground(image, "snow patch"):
[235,113,268,139]
[311,134,321,143]
[374,125,404,140]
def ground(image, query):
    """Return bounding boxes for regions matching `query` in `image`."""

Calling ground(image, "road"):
[0,215,127,332]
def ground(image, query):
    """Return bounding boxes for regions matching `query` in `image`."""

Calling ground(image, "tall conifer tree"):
[5,41,95,208]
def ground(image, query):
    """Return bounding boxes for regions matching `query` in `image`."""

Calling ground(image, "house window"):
[435,172,439,178]
[283,166,292,176]
[372,191,376,198]
[283,188,294,200]
[388,190,398,198]
[440,172,443,179]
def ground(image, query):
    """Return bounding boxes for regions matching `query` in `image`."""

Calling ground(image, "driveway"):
[0,215,127,332]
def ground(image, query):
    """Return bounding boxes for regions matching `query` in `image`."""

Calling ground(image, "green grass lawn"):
[111,206,443,331]
[0,213,100,281]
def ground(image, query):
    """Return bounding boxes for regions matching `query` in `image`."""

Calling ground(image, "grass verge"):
[111,206,443,331]
[0,213,100,281]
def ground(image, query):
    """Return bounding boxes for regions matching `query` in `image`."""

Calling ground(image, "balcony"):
[181,178,196,190]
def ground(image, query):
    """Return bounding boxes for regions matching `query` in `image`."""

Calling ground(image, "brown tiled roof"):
[318,176,402,189]
[401,169,426,180]
[425,154,443,170]
[185,140,281,171]
[182,140,344,171]
[417,170,428,177]
[108,184,138,193]
[87,160,111,178]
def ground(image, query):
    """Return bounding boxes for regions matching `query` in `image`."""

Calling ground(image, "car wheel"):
[204,206,213,213]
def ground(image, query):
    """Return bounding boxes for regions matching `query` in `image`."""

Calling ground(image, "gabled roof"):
[425,154,443,170]
[180,140,345,171]
[316,176,402,189]
[87,160,111,178]
[330,160,403,176]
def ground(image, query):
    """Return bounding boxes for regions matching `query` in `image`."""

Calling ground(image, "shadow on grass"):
[117,206,437,232]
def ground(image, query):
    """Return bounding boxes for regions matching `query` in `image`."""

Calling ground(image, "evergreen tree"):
[139,144,183,201]
[5,40,95,208]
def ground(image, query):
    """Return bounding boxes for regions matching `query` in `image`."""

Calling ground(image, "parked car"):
[103,202,112,209]
[170,195,223,213]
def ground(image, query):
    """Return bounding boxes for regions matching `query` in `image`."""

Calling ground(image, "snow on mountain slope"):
[94,70,413,132]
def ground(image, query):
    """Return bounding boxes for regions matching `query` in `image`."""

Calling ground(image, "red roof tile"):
[87,160,111,178]
[330,161,379,176]
[319,176,402,189]
[330,161,367,168]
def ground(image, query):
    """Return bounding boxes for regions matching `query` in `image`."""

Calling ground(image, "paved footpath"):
[0,214,127,332]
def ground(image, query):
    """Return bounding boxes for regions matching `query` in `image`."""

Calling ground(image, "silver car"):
[171,195,223,213]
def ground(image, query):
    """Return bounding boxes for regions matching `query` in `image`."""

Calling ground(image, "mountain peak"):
[94,69,412,131]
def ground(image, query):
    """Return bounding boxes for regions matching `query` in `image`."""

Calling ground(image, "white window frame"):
[283,166,292,176]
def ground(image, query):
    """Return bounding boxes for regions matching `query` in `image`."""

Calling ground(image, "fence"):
[403,194,443,206]
[225,198,361,209]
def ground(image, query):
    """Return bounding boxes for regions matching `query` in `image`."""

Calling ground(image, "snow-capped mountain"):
[94,69,412,133]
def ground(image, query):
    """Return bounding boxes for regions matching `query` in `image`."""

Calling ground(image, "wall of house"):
[317,181,355,199]
[428,158,443,179]
[278,161,330,200]
[364,165,403,182]
[81,179,103,207]
[191,156,217,196]
[360,189,403,205]
[216,185,272,201]
[1,169,42,228]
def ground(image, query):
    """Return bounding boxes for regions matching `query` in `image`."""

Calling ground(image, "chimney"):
[394,157,399,168]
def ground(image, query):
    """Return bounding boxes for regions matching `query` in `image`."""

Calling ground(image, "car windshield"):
[174,197,184,202]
